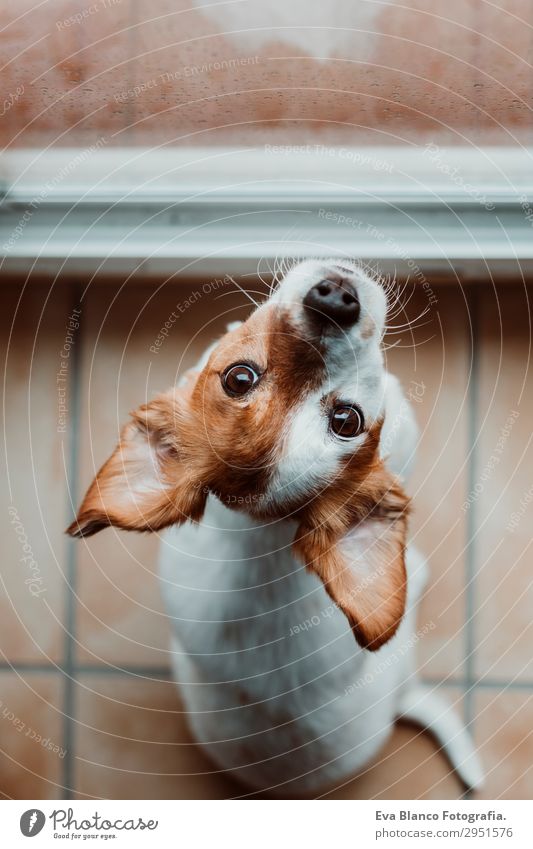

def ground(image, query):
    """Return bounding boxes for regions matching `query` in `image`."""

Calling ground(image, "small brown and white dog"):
[68,259,482,795]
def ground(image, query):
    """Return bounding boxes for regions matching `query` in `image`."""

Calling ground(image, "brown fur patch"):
[67,305,327,536]
[66,386,208,537]
[188,305,326,507]
[292,422,410,650]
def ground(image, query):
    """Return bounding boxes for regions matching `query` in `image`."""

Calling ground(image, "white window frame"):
[1,146,532,280]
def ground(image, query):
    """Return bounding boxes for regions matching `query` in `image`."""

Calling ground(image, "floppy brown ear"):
[66,389,206,538]
[293,468,409,651]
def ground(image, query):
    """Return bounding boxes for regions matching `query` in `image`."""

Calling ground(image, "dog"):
[68,259,483,796]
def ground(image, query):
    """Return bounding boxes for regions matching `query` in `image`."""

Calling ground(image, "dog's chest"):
[158,499,408,791]
[159,500,368,696]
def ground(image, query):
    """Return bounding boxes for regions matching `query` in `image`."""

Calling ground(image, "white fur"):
[267,389,367,506]
[158,261,483,795]
[263,260,388,509]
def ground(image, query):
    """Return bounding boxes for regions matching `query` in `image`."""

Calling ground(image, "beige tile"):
[73,674,243,799]
[474,286,533,681]
[74,280,251,665]
[0,672,65,799]
[0,282,70,663]
[474,688,533,800]
[386,284,469,681]
[74,530,169,667]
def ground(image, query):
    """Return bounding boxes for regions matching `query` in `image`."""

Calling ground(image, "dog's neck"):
[166,494,362,662]
[202,494,299,573]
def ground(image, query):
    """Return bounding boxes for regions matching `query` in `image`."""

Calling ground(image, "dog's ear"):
[293,466,409,651]
[66,389,207,538]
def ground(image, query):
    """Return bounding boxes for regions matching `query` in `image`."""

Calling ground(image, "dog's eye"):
[222,363,260,397]
[330,404,365,439]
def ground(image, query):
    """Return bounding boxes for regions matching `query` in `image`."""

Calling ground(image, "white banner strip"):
[1,799,530,848]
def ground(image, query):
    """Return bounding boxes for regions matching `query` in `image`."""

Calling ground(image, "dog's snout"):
[303,278,360,328]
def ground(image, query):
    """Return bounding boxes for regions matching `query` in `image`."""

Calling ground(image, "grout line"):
[420,676,533,691]
[62,285,84,801]
[0,663,63,674]
[2,662,533,690]
[0,662,172,678]
[464,284,480,800]
[75,664,172,678]
[465,285,480,718]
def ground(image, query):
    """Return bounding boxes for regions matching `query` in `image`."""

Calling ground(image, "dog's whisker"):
[386,334,436,349]
[384,306,431,333]
[384,320,433,338]
[386,288,420,323]
[253,253,271,293]
[226,274,261,308]
[215,288,266,303]
[264,228,299,294]
[382,339,403,351]
[387,276,411,304]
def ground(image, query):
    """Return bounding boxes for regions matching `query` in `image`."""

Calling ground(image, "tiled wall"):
[1,276,531,799]
[1,0,532,148]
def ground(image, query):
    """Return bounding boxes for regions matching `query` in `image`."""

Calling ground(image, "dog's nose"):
[303,278,360,327]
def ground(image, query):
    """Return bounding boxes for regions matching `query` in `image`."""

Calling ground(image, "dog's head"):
[68,259,409,650]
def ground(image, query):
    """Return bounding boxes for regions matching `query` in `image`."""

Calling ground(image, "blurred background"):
[1,0,532,147]
[0,0,532,800]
